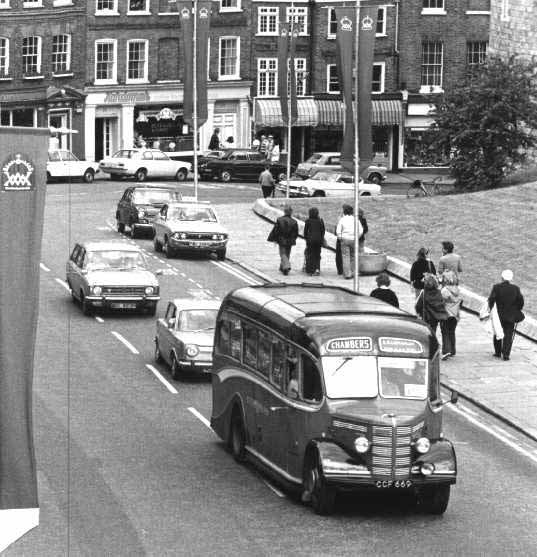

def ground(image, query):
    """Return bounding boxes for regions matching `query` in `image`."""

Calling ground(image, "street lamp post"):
[192,0,199,200]
[353,0,361,293]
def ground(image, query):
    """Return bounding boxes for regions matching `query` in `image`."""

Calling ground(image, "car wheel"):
[303,450,336,515]
[80,292,93,316]
[83,169,95,183]
[220,170,232,182]
[135,168,147,182]
[154,340,163,363]
[416,485,451,515]
[277,172,287,182]
[368,173,381,184]
[230,410,246,463]
[67,280,76,302]
[147,304,157,317]
[312,190,325,197]
[117,220,125,233]
[46,172,52,183]
[164,237,175,259]
[360,192,372,197]
[170,353,181,380]
[153,234,163,252]
[130,224,138,239]
[216,248,226,261]
[175,168,188,181]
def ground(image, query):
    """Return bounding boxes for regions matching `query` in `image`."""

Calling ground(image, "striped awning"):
[254,99,318,127]
[314,99,405,127]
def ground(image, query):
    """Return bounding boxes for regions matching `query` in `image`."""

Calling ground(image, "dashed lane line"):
[40,263,51,272]
[95,316,105,323]
[146,364,178,394]
[188,407,212,429]
[212,260,263,286]
[111,331,139,355]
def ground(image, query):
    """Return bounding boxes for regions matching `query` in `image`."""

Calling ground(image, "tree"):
[431,56,537,190]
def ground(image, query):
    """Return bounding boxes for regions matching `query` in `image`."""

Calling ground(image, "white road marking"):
[262,479,286,498]
[40,263,50,272]
[146,364,178,394]
[94,316,104,323]
[195,282,203,289]
[111,331,139,354]
[458,404,479,417]
[188,407,212,429]
[448,404,537,465]
[491,425,517,440]
[212,260,262,286]
[55,278,70,291]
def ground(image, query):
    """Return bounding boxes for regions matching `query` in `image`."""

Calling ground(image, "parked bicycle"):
[406,178,442,198]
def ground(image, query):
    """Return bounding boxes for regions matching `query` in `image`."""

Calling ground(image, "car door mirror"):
[155,269,163,276]
[168,318,176,329]
[450,390,459,405]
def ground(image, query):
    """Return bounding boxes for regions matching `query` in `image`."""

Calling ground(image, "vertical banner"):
[335,8,356,173]
[357,6,378,171]
[288,27,298,125]
[178,2,194,126]
[0,127,48,549]
[277,23,290,125]
[195,1,211,127]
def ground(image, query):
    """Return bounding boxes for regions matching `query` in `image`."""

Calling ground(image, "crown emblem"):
[199,7,209,18]
[180,7,190,18]
[340,16,352,32]
[361,15,374,31]
[281,28,288,37]
[2,153,34,191]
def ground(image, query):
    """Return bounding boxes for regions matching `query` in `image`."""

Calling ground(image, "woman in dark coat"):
[303,207,325,275]
[410,247,436,298]
[415,274,449,336]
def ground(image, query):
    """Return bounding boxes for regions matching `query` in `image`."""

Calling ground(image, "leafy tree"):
[431,56,537,190]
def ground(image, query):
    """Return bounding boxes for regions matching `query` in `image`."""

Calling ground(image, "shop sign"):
[2,153,35,191]
[104,91,150,104]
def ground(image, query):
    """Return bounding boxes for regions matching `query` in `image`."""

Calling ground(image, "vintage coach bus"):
[210,284,458,515]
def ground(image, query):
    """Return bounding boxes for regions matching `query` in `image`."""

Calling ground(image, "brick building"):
[489,0,537,59]
[0,0,87,156]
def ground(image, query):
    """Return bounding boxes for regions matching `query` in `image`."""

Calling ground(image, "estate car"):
[295,152,387,183]
[47,149,100,183]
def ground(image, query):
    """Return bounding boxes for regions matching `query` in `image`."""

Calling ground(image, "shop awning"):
[314,99,405,127]
[254,99,318,127]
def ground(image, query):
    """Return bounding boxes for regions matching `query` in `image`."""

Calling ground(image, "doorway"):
[95,117,115,161]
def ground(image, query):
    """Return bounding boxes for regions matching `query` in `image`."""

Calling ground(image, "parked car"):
[198,148,290,182]
[47,149,100,183]
[152,200,228,260]
[99,148,192,182]
[66,241,160,315]
[278,171,381,197]
[295,152,387,183]
[154,298,220,379]
[116,185,183,238]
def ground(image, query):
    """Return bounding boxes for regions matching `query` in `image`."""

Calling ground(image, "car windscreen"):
[169,206,217,222]
[177,309,218,331]
[112,150,137,159]
[321,356,428,400]
[133,190,180,205]
[87,250,147,271]
[306,154,323,164]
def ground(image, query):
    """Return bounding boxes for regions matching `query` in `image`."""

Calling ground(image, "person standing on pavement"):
[369,272,399,307]
[259,135,268,157]
[415,274,449,336]
[272,205,298,275]
[303,207,325,275]
[439,270,462,359]
[259,164,276,199]
[208,128,221,150]
[336,204,362,280]
[410,247,436,298]
[438,241,462,277]
[488,269,525,360]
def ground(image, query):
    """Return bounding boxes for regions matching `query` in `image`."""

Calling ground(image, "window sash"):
[258,57,277,97]
[327,64,339,93]
[258,7,278,35]
[421,41,443,87]
[96,0,117,12]
[328,8,337,38]
[423,0,444,8]
[128,0,148,12]
[0,38,9,75]
[221,0,240,11]
[22,36,41,74]
[372,62,385,93]
[467,41,487,65]
[219,37,239,78]
[376,7,386,35]
[95,41,116,81]
[52,34,70,73]
[286,7,308,35]
[127,40,147,81]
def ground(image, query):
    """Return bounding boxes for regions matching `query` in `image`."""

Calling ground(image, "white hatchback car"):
[295,152,387,183]
[278,171,381,197]
[99,148,192,182]
[47,150,100,183]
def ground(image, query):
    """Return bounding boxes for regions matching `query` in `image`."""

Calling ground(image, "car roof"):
[311,152,340,156]
[171,298,221,311]
[165,201,213,209]
[129,184,182,191]
[80,241,142,252]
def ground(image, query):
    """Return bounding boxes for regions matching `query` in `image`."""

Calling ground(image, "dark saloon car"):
[116,185,183,238]
[198,149,291,183]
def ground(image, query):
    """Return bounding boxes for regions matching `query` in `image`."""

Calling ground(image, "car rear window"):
[307,154,322,163]
[133,189,180,204]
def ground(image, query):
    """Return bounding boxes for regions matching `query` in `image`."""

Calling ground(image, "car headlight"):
[420,462,435,476]
[138,209,145,218]
[92,286,102,295]
[185,344,199,358]
[145,286,154,295]
[415,437,431,454]
[354,436,370,454]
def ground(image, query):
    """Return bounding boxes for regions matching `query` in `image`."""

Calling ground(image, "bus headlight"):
[185,344,199,358]
[354,436,370,454]
[92,286,102,295]
[415,437,431,454]
[420,462,435,476]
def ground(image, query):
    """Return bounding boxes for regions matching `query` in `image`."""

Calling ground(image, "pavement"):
[215,199,537,442]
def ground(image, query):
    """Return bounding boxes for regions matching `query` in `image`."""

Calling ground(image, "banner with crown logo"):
[277,23,298,126]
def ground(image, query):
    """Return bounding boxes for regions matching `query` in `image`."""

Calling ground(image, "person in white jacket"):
[335,204,362,279]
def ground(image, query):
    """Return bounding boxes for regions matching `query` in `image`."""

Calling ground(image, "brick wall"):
[489,0,537,59]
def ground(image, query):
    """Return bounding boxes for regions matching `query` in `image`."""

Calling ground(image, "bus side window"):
[302,355,323,402]
[216,319,230,355]
[286,347,300,399]
[258,330,272,378]
[243,323,258,368]
[230,317,242,360]
[271,339,285,390]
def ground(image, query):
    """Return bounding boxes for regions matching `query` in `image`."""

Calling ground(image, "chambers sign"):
[104,91,150,104]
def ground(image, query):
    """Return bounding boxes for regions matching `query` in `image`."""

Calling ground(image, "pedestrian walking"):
[415,274,449,336]
[358,208,368,253]
[439,270,462,359]
[265,135,275,159]
[259,135,268,157]
[303,207,325,275]
[259,164,275,199]
[267,205,298,275]
[369,272,399,307]
[488,269,525,361]
[336,204,362,280]
[270,140,280,162]
[208,127,221,150]
[410,247,436,298]
[438,241,462,277]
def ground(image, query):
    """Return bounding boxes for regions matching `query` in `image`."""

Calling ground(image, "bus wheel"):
[416,484,450,515]
[230,411,246,463]
[304,451,336,515]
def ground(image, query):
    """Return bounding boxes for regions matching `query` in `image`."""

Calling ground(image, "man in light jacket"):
[335,204,362,279]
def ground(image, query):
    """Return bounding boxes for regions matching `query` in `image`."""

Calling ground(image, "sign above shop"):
[104,91,150,104]
[156,107,177,120]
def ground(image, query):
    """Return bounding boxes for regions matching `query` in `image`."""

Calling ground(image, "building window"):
[376,7,387,35]
[219,37,239,80]
[467,41,487,66]
[327,64,339,93]
[128,0,149,13]
[0,37,9,76]
[127,39,148,82]
[286,6,308,36]
[422,0,446,14]
[22,36,41,75]
[96,0,118,13]
[23,0,42,7]
[293,58,307,97]
[258,7,278,35]
[420,41,443,91]
[0,1,10,8]
[372,62,385,93]
[95,40,117,83]
[500,0,509,20]
[258,58,277,97]
[328,8,337,38]
[221,0,240,11]
[52,34,71,73]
